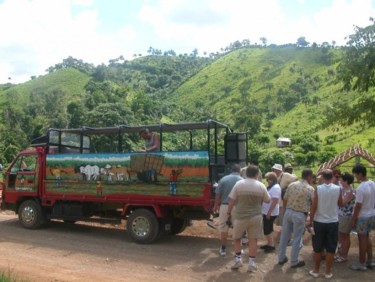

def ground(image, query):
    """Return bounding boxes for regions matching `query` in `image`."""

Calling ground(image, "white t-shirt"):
[262,183,281,216]
[355,180,375,218]
[315,183,341,223]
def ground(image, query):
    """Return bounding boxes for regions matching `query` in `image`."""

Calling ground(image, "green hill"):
[168,46,375,170]
[0,46,374,171]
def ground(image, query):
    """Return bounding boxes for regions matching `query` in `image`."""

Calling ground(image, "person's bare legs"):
[220,232,228,247]
[266,233,275,247]
[248,237,257,257]
[366,235,373,263]
[338,232,350,259]
[233,238,242,253]
[358,234,368,264]
[325,252,334,275]
[313,252,322,273]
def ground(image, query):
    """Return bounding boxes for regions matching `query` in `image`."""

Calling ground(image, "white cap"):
[272,163,283,171]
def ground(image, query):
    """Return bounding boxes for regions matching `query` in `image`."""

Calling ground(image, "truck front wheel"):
[126,209,160,244]
[18,200,44,229]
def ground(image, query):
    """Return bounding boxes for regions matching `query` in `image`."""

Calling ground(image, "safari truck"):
[1,120,247,244]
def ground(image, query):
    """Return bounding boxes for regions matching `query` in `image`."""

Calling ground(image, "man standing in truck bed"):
[139,128,160,152]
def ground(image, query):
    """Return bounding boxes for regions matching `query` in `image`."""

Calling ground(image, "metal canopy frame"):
[46,119,231,135]
[31,119,232,154]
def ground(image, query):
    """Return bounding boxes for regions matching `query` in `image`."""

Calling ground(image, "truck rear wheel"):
[18,200,44,229]
[126,209,160,244]
[170,219,190,235]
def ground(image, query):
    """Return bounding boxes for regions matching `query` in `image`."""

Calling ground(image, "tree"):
[46,56,95,74]
[338,18,375,92]
[232,99,262,136]
[296,37,309,47]
[260,150,285,172]
[259,37,267,47]
[335,18,375,125]
[190,48,198,57]
[67,101,86,128]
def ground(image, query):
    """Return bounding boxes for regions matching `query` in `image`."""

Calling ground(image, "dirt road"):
[0,210,374,281]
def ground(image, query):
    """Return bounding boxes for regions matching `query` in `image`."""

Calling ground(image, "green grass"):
[0,269,26,282]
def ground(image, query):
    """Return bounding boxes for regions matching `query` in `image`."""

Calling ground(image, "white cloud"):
[135,0,375,51]
[0,0,120,83]
[1,0,375,84]
[303,0,375,45]
[136,0,284,53]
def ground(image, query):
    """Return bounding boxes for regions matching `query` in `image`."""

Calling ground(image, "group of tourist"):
[212,162,375,278]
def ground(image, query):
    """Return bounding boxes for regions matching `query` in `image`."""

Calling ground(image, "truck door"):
[7,154,39,193]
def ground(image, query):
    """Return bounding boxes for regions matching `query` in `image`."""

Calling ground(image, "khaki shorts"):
[218,205,229,233]
[232,214,263,239]
[338,216,352,234]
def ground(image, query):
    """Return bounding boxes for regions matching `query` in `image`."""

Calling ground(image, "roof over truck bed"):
[48,119,232,135]
[31,120,232,147]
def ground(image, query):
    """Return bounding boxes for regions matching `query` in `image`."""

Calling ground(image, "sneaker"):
[366,260,375,268]
[291,261,305,268]
[247,263,258,272]
[325,273,333,279]
[231,259,243,270]
[219,247,226,257]
[350,262,367,271]
[309,270,319,278]
[207,221,216,230]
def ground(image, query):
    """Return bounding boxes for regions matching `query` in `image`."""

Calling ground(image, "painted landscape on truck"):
[45,151,210,197]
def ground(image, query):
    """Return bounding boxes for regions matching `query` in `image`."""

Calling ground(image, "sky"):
[1,0,375,84]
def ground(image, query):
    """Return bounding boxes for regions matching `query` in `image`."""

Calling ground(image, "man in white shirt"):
[351,164,375,270]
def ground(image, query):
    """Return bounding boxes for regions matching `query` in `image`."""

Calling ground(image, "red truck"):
[1,120,247,244]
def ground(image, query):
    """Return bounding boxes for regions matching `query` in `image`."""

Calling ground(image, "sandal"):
[334,256,348,263]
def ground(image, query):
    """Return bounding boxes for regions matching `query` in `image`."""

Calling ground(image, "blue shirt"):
[215,172,242,204]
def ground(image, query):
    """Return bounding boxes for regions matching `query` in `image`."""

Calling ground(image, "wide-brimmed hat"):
[272,164,283,171]
[284,163,293,169]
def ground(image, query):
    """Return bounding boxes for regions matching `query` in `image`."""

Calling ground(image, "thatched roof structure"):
[317,144,375,174]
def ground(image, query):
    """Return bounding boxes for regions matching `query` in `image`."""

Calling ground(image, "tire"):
[126,209,160,244]
[170,218,189,235]
[63,220,76,224]
[18,200,44,229]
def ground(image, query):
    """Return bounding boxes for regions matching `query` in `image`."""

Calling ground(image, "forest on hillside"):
[0,19,375,172]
